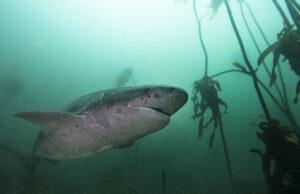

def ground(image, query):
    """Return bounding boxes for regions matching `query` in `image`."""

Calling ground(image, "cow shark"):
[0,85,187,174]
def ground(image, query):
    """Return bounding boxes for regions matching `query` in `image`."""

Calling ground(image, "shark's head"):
[116,85,188,117]
[94,85,188,147]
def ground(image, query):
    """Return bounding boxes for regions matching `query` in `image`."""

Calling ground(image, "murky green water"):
[0,0,298,193]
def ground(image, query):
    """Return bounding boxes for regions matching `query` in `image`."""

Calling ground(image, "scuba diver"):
[114,68,136,88]
[251,119,300,194]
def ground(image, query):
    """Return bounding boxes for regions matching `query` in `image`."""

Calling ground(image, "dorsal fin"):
[14,111,84,135]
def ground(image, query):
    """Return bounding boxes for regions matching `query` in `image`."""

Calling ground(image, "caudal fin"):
[0,143,40,175]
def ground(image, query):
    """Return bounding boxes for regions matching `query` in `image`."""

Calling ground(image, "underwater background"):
[0,0,299,193]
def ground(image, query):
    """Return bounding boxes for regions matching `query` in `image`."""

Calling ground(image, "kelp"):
[232,62,247,72]
[238,0,299,134]
[191,76,232,185]
[257,41,281,66]
[223,0,272,121]
[198,116,204,138]
[209,129,216,148]
[258,25,300,101]
[294,80,300,104]
[286,0,300,32]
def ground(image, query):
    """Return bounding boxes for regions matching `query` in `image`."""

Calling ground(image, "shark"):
[1,85,187,174]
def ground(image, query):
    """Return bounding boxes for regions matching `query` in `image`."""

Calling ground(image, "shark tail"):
[0,143,40,175]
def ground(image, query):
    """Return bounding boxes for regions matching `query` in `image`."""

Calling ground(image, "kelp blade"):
[257,41,280,66]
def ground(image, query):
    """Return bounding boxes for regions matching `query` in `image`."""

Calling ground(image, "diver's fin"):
[14,111,84,135]
[118,141,135,149]
[0,143,40,175]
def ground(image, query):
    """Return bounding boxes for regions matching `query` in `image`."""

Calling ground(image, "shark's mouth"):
[149,107,171,117]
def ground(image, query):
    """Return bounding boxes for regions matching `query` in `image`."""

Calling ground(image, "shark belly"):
[33,122,111,160]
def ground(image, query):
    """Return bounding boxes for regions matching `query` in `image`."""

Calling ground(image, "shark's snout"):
[158,86,188,116]
[136,86,188,117]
